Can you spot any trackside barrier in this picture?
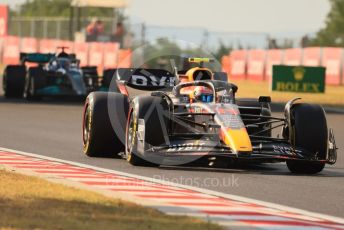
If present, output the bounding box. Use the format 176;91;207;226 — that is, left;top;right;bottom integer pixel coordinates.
322;48;342;85
59;40;74;49
302;47;321;67
265;49;283;82
74;42;89;66
226;47;344;85
88;42;105;74
20;37;38;53
103;43;120;69
117;49;132;68
2;36;20;65
20;37;39;67
229;50;247;80
88;42;105;67
0;36;4;63
246;49;266;81
39;39;59;53
56;40;75;52
283;48;302;66
0;36;127;72
221;55;231;81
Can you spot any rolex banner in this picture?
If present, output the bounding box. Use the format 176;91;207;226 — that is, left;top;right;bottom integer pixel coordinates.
271;65;326;93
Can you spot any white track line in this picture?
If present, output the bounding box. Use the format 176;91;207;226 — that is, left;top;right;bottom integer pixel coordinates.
1;147;343;224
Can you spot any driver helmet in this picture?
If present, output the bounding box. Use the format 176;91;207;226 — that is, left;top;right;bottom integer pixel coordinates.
59;58;70;69
193;86;213;103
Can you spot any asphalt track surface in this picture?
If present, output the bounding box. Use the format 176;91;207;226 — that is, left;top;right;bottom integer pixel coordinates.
0;93;343;218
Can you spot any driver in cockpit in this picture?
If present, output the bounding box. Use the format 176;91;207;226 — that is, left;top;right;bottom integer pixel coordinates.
189;85;235;104
191;86;214;103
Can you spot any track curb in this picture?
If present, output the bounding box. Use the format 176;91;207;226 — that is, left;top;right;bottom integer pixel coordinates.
1;147;344;230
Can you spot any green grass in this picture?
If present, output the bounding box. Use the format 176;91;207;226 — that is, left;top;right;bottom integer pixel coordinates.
0;169;222;230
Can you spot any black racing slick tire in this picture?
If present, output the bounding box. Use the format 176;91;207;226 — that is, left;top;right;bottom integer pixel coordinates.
83;92;129;157
125;96;169;167
286;103;327;174
3;65;26;98
24;67;45;100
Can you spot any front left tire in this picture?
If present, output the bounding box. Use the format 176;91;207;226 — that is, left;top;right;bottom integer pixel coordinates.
83;92;129;157
125;96;169;167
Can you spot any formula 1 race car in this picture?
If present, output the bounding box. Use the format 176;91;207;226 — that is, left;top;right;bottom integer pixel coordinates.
2;47;99;99
82;58;337;174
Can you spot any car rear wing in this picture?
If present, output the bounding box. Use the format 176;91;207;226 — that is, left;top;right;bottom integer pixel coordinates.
103;68;176;90
20;52;55;64
117;68;176;87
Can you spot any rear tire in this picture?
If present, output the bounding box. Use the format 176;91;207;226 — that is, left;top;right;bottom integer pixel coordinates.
24;67;45;100
3;65;26;98
286;103;327;174
83;92;129;157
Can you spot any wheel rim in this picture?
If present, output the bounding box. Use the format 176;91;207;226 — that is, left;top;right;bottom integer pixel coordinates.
29;77;35;95
126;110;135;159
24;77;33;98
23;77;28;98
83;103;91;145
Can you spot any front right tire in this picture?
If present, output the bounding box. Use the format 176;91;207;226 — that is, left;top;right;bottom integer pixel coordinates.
286;103;327;174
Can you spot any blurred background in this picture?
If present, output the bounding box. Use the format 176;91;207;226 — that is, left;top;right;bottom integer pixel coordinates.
0;0;336;55
0;0;344;104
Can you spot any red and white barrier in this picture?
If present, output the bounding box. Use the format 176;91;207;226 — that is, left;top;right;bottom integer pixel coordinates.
20;37;38;53
104;43;120;69
283;48;302;66
117;49;132;68
265;49;283;81
221;55;230;81
39;39;60;53
321;48;342;85
3;35;344;85
246;49;266;81
88;42;106;74
0;36;126;71
56;40;74;52
228;50;247;80
226;47;344;85
0;36;4;63
74;42;89;66
88;42;104;67
2;36;20;65
302;47;321;67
